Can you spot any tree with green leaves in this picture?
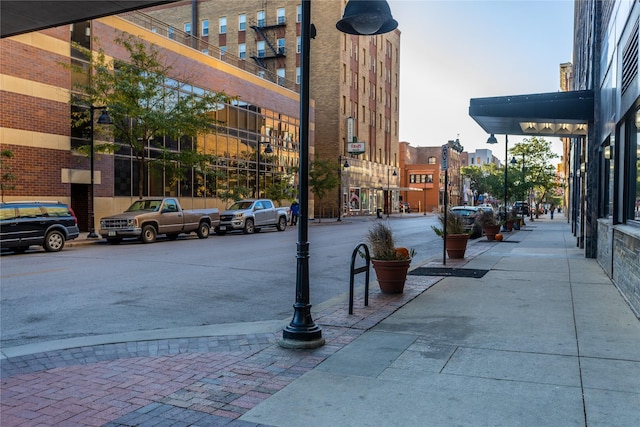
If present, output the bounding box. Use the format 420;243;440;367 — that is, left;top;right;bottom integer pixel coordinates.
1;149;16;202
510;137;560;215
309;158;340;222
66;33;229;198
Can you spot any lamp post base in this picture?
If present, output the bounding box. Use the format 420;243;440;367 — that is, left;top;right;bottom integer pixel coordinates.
87;229;100;239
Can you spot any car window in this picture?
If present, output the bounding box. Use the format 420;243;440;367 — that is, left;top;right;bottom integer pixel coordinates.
18;206;42;218
262;200;273;209
163;199;178;212
44;205;70;217
0;206;16;220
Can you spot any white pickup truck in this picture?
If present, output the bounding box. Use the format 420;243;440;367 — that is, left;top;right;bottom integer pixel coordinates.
99;198;219;244
214;199;288;235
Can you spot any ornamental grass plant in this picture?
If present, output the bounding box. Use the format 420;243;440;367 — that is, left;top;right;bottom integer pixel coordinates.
366;222;414;261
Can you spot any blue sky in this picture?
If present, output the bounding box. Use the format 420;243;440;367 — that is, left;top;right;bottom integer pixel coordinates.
389;0;574;158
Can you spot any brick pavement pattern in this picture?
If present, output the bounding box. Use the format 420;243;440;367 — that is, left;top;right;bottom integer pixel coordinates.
1;242;488;426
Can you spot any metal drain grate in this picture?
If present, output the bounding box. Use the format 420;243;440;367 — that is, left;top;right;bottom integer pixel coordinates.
409;267;489;278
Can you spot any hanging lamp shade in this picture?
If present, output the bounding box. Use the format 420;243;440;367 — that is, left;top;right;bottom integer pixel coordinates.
336;0;398;35
97;109;113;125
486;133;498;144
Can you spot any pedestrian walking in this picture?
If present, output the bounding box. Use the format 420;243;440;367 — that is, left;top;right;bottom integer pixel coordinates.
290;200;299;225
550;205;555;220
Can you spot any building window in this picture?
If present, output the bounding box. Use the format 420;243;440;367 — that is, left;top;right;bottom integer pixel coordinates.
277;8;286;24
296;5;301;22
184;22;191;35
277;38;285;54
220;46;227;56
257;41;265;57
629;108;640;221
258;70;266;79
277;68;285;86
202;19;209;36
239;14;246;31
238;43;246;59
296;67;301;84
219;17;227;34
257;10;265;27
168;26;175;39
297;36;301;53
428;156;437;164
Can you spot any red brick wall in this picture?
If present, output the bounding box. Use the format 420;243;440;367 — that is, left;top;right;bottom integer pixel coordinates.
1;144;72;197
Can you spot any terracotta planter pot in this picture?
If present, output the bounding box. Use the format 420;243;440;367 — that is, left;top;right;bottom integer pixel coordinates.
445;234;469;259
483;225;501;241
371;258;411;294
505;220;515;231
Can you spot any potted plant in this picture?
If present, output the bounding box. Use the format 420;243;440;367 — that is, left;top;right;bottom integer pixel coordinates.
366;222;415;294
505;210;518;231
475;209;500;241
431;211;471;258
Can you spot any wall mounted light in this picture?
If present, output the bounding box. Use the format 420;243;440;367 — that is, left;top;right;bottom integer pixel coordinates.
580;163;586;173
603;146;611;160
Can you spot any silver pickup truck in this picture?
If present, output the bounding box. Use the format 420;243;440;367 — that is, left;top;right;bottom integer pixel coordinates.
214;199;288;235
99;198;219;244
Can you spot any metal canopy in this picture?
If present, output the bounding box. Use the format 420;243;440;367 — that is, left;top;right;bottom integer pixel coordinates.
469;90;594;137
1;1;177;38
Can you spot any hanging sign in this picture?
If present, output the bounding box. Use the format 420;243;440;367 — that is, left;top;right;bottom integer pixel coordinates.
441;144;449;170
347;141;366;154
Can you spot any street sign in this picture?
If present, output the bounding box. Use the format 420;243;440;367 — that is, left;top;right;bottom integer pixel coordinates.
441;144;449;170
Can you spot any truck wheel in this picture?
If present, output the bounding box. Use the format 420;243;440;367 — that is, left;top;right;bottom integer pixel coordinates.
276;216;287;231
107;238;122;245
44;230;65;252
141;224;157;243
197;222;210;239
243;219;254;234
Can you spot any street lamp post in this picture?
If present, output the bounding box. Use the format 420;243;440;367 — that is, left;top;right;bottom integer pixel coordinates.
280;0;397;348
337;156;350;221
87;106;112;238
387;168;397;218
256;141;273;198
487;133;509;229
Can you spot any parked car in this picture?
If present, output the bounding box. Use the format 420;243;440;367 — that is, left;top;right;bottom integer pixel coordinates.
0;201;80;253
513;201;530;215
215;199;288;235
450;206;482;238
99;198;219;244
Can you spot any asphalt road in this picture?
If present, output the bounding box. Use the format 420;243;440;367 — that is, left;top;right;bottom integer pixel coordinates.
0;215;443;348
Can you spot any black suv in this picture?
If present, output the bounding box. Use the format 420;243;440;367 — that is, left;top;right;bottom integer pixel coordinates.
0;202;80;253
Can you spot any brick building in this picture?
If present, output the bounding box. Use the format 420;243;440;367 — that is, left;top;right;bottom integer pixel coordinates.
0;12;304;230
142;0;401;217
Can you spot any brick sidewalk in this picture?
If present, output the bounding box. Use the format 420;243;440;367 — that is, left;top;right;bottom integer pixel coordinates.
1;240;491;426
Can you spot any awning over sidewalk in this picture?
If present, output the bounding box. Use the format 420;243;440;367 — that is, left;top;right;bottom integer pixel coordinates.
469;90;594;137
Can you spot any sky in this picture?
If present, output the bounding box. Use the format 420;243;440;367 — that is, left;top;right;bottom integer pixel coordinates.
388;0;574;160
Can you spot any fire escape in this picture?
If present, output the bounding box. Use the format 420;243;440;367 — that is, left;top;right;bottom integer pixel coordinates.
250;16;286;84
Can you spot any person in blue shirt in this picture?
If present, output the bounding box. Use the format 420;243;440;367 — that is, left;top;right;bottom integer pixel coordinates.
290;200;299;225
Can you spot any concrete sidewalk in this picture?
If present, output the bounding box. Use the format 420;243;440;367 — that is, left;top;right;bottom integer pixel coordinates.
2;218;639;426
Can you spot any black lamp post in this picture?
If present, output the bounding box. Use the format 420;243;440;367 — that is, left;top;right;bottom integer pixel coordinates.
511;153;526;226
387;168;397;218
487;133;509;228
87;106;112;238
256;141;273;198
337;156;350;221
280;0;397;348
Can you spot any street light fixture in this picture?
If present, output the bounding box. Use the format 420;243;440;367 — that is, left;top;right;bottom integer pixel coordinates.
337;156;350;221
280;0;396;348
487;133;509;228
87;106;112;238
256;141;273;197
387;168;397;218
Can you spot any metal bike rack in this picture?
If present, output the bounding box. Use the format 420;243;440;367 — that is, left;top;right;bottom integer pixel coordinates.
348;243;370;315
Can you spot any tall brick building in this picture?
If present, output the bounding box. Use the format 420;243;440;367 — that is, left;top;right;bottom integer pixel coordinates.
143;0;401;217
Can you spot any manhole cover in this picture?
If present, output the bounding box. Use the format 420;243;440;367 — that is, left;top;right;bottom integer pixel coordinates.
409;267;489;278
